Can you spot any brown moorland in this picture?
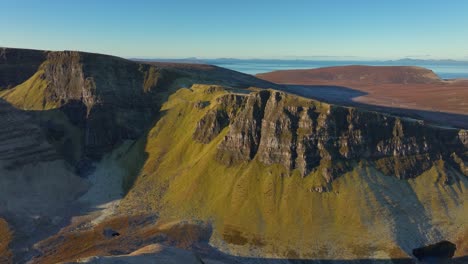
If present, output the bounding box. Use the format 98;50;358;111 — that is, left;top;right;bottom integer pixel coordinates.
257;65;468;128
31;215;212;264
0;218;13;263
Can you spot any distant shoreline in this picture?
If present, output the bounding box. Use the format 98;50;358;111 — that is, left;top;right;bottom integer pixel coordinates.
134;58;468;79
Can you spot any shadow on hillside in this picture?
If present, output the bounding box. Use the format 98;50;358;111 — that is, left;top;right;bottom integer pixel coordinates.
279;84;468;129
215;256;468;264
0;93;168;262
0;58;283;261
198;236;467;264
359;172;442;257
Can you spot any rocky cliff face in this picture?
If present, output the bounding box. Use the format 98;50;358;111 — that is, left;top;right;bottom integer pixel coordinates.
1;48;467;262
0;50;159;162
0;99;61;169
0;48;279;163
0;48;47;90
123;85;467;260
194;90;467;182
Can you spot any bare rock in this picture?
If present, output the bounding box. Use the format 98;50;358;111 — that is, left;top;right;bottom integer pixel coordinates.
413;240;456;263
194;90;467;181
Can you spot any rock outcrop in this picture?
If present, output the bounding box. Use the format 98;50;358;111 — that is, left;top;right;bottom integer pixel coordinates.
194;90;467;180
1;48;279;161
1;48;467;262
412;241;457;263
0;99;59;169
0;48;47;90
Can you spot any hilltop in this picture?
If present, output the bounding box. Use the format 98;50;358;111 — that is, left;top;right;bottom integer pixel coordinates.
0;48;466;263
257;65;468;128
257;65;442;85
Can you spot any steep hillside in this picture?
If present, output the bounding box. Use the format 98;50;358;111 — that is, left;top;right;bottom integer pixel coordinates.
0;48;282;263
117;85;467;259
0;48;466;263
0;48;47;90
0;99;87;215
0;48;278;161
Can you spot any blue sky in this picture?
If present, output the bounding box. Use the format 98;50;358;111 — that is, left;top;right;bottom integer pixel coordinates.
1;0;467;59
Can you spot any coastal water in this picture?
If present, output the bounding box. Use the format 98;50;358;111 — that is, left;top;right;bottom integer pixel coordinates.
204;59;468;79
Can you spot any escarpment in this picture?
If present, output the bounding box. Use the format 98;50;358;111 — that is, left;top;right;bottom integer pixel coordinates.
1;48;467;262
0;99;59;169
194;90;467;180
0;48;278;163
1;50;164;161
0;48;47;90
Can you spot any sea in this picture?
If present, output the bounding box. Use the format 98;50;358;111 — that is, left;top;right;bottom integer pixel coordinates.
201;59;468;79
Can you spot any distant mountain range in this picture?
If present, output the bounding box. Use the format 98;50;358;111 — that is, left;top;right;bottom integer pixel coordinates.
1;48;467;263
133;57;468;65
133;57;468;79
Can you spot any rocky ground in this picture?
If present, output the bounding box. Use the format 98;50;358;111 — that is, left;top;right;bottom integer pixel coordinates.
0;48;466;263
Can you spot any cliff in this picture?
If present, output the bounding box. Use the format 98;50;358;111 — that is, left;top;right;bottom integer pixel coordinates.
0;48;47;90
0;48;466;262
194;90;467;182
0;48;278;161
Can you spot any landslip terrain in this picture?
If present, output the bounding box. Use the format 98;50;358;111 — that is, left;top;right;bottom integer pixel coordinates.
0;48;466;263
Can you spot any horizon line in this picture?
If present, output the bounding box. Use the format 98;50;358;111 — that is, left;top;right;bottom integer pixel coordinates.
2;46;468;62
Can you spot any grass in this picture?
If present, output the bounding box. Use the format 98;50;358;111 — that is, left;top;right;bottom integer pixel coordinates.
33;215;211;264
3;69;466;260
118;85;468;258
0;218;12;263
0;69;59;110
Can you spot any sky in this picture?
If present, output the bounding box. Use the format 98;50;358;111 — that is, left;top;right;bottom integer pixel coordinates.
1;0;468;60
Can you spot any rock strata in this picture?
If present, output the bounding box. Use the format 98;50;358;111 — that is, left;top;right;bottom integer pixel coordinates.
194;90;467;180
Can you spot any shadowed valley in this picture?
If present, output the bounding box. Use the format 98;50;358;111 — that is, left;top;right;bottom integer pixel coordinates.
0;48;466;263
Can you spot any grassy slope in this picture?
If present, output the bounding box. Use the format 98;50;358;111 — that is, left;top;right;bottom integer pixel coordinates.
0;68;57;110
120;85;467;259
0;218;13;263
1;57;465;259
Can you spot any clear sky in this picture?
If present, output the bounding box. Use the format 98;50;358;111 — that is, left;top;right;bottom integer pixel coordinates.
1;0;467;59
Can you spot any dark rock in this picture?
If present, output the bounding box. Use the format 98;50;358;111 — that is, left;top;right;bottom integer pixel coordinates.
149;234;168;244
195;90;467;181
2;48;280;163
0;48;46;90
59;100;87;128
103;228;120;238
310;186;329;193
194;100;209;109
43;120;65;141
216;90;271;165
413;240;456;263
0;100;60;169
75;158;95;178
193;109;229;143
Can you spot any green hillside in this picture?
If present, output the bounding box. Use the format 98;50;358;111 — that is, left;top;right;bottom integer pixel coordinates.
0;48;466;263
118;85;467;259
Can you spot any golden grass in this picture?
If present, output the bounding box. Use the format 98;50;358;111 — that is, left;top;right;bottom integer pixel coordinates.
117;85;467;258
32;215;210;264
5;75;464;259
0;218;13;264
0;69;58;110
